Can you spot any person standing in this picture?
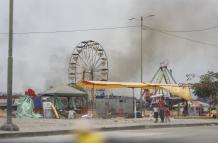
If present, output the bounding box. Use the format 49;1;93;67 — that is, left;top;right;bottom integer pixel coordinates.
158;96;165;123
153;103;159;123
164;106;171;123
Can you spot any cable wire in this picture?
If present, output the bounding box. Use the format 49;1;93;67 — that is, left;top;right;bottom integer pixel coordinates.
0;25;140;35
1;24;218;48
145;25;218;33
143;25;218;47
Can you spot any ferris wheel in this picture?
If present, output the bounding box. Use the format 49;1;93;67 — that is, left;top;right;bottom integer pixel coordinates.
68;40;109;84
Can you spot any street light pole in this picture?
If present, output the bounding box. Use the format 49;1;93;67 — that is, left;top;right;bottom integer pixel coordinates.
140;15;154;83
0;0;19;131
129;14;154;83
129;14;154;117
140;16;143;84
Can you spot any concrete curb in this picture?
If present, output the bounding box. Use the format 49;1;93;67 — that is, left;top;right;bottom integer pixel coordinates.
0;122;218;139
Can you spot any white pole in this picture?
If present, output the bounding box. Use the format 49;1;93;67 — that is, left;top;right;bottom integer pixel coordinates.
132;88;137;119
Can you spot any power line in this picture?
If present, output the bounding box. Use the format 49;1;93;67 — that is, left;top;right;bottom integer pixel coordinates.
1;24;218;48
145;25;218;33
143;25;218;48
1;23;218;34
0;25;139;35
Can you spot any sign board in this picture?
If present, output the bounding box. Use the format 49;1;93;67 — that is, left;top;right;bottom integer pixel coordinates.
42;102;52;118
43;102;52;109
96;89;106;98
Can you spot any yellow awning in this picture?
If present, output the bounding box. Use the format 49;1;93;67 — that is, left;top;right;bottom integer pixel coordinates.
76;81;146;89
160;85;192;101
76;81;192;101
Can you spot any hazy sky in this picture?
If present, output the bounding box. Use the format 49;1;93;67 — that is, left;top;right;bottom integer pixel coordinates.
1;0;218;94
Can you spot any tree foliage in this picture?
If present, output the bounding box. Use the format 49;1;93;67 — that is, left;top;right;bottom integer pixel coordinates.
193;71;218;105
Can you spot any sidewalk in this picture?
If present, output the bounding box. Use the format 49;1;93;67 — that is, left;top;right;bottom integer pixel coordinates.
0;117;218;138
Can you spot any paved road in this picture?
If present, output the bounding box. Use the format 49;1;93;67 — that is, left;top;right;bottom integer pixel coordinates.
1;126;218;143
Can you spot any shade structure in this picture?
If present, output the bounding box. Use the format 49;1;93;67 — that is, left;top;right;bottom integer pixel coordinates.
76;81;192;101
159;85;192;101
41;85;87;97
191;100;209;107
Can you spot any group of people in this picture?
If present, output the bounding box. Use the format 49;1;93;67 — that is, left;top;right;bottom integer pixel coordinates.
153;96;171;123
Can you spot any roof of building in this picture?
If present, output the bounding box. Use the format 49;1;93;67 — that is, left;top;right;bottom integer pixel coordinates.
41;85;87;97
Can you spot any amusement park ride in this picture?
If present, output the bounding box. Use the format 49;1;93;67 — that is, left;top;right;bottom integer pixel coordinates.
68;40;191;117
68;40;109;114
68;40;109;83
148;61;185;108
149;60;177;97
151;61;177;85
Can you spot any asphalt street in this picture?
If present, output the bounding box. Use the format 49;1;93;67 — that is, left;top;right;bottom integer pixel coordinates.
1;126;218;143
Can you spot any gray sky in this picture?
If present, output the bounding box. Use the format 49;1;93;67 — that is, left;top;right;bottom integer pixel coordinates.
0;0;218;94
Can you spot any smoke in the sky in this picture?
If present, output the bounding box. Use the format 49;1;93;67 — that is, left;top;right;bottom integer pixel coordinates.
0;0;218;94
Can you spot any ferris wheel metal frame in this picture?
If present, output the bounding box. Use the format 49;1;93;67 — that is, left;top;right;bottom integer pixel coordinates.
68;40;109;84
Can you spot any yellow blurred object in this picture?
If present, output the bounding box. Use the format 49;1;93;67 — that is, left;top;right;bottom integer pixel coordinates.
0;110;6;118
209;109;217;118
75;132;104;143
51;104;60;119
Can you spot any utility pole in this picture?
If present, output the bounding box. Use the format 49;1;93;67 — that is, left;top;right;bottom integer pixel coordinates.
1;0;19;131
139;16;144;117
140;16;143;84
129;15;155;117
129;14;154;83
